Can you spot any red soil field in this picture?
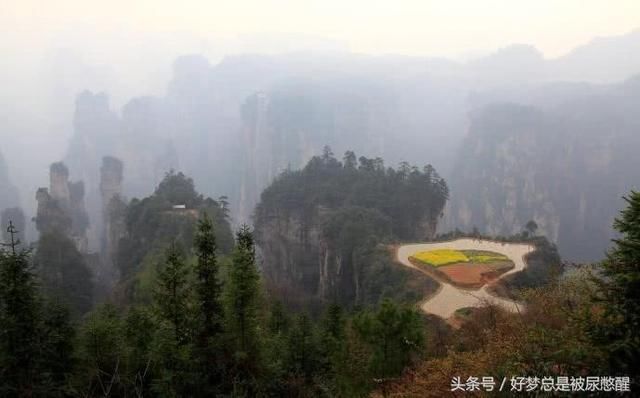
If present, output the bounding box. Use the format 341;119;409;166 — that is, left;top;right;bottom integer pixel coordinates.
438;261;513;288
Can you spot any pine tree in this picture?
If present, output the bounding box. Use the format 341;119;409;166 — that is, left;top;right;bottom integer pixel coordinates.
123;306;155;396
353;299;424;381
592;190;640;378
75;304;125;396
320;303;347;383
267;300;290;335
261;301;290;395
39;300;75;394
193;213;224;394
0;221;41;396
322;303;345;342
34;231;93;317
152;243;193;396
287;313;320;383
154;243;190;346
224;225;261;394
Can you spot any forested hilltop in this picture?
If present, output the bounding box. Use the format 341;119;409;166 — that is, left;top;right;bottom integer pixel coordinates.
255;148;448;307
112;171;234;303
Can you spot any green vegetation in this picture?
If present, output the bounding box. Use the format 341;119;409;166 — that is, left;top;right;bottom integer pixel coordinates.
34;231;93;316
463;250;510;263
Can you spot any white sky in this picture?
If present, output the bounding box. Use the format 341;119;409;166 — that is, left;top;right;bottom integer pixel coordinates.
2;0;639;58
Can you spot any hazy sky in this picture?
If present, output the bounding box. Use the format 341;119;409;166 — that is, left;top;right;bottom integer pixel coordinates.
1;0;639;230
3;0;639;58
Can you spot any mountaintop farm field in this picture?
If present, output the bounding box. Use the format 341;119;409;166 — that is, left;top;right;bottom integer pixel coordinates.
408;248;515;288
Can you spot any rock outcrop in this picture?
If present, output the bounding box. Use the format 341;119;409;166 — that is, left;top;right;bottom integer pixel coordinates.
99;156;126;290
34;162;89;252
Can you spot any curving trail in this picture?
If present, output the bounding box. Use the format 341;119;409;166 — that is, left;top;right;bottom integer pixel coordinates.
396;238;534;319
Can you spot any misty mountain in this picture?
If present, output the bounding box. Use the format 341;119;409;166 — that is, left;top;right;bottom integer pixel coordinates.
444;76;640;261
549;29;640;83
62;52;469;238
54;29;640;258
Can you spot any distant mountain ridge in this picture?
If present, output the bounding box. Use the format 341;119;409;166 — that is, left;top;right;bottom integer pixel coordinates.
444;76;640;261
59;29;640;258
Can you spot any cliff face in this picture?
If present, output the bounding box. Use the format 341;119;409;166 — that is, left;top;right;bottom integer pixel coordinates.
446;79;640;261
257;206;394;305
98;156;126;292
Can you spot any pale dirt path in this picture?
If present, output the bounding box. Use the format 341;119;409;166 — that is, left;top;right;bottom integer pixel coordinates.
396;239;534;319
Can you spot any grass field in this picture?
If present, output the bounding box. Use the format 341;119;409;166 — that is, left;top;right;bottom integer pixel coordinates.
410;249;510;267
464;250;510;263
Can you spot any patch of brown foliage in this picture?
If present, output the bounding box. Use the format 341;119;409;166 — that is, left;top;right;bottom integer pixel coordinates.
373;273;606;397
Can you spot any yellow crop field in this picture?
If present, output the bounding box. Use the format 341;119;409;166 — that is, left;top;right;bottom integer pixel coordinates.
410;249;511;267
411;249;469;267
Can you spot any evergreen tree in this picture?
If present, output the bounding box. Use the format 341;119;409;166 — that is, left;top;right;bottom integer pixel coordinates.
321;303;346;355
343;150;357;170
193;213;224;394
591;190;640;379
154;243;191;346
267;300;290;335
286;313;320;384
75;304;125;397
261;301;290;395
123;306;155;396
152;243;193;396
0;221;41;396
34;231;93;316
354;299;424;381
525;220;539;236
39;301;75;394
225;225;261;394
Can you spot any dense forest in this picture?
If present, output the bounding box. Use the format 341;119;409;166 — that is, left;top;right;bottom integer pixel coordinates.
1;151;639;395
255;148;447;307
0;169;429;396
